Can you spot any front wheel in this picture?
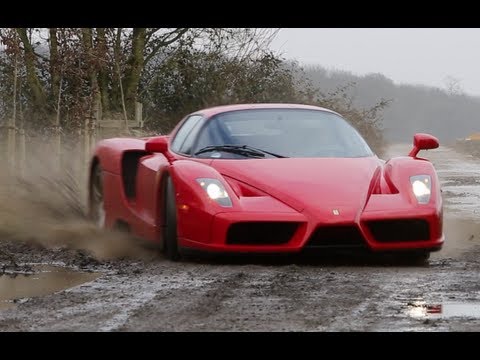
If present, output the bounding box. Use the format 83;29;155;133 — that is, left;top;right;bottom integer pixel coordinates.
163;176;180;261
411;251;430;265
396;251;430;266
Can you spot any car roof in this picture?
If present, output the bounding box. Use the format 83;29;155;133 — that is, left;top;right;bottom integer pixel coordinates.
192;103;341;118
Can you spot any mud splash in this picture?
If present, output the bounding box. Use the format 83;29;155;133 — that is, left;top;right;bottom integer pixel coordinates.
0;265;100;310
437;217;480;258
0;138;157;262
0;187;156;262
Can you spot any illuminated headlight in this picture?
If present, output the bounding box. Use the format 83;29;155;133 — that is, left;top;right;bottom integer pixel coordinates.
410;175;432;204
196;178;232;207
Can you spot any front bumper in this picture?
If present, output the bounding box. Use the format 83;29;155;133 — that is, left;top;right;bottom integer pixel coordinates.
178;205;444;253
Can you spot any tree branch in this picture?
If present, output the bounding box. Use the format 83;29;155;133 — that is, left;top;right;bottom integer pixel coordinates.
144;28;189;66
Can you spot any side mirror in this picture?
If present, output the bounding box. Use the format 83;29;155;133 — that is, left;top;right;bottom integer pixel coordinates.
145;136;168;153
408;133;439;158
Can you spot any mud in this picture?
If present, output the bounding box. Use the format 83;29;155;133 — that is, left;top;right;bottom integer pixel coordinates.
1;143;480;331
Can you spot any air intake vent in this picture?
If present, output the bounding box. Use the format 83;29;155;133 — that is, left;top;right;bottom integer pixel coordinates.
226;222;298;245
305;226;367;248
367;219;430;242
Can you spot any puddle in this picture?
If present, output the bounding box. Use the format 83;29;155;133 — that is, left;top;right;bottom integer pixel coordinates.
0;265;100;310
407;301;480;319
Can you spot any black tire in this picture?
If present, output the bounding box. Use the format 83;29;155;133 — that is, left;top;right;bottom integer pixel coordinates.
397;251;430;266
89;164;106;228
412;251;431;265
163;176;180;261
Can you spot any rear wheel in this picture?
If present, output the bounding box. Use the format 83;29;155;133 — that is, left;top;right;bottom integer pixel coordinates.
163;176;180;261
90;164;106;228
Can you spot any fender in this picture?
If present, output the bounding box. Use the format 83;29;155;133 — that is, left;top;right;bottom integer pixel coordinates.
166;160;231;245
384;156;441;205
169;160;233;216
92;138;147;174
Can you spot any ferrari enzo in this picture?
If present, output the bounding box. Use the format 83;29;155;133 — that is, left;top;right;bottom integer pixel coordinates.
88;104;443;262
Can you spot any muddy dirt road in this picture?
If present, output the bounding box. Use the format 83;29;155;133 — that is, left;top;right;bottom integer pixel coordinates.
1;144;480;332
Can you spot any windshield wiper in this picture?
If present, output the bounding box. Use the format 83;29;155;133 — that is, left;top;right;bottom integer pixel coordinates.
194;145;287;158
243;145;287;158
194;145;264;158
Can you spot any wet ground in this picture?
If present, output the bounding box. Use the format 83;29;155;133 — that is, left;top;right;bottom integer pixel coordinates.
1;144;480;331
0;265;99;311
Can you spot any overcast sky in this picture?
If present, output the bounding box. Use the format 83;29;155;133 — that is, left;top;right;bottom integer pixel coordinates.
269;28;480;97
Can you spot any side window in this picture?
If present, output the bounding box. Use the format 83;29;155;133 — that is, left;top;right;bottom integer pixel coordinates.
170;115;204;154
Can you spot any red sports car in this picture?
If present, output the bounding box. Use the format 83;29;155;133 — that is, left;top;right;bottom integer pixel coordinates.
88;104;443;262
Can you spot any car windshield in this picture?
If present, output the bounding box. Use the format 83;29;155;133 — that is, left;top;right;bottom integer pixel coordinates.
193;109;375;159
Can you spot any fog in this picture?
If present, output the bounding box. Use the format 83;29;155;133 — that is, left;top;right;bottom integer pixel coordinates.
270;28;480;97
270;29;480;142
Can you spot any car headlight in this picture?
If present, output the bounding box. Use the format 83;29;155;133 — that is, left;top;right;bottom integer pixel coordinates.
196;178;232;207
410;175;431;204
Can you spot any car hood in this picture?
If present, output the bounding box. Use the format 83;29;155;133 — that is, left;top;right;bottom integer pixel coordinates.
212;157;381;218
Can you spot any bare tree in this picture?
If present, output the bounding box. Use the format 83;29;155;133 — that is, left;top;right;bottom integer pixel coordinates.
444;75;464;96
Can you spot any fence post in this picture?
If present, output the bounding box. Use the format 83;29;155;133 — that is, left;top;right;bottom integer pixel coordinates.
53;125;62;175
6;122;16;176
135;101;143;128
8;51;18;177
84;116;90;177
18;127;26;178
